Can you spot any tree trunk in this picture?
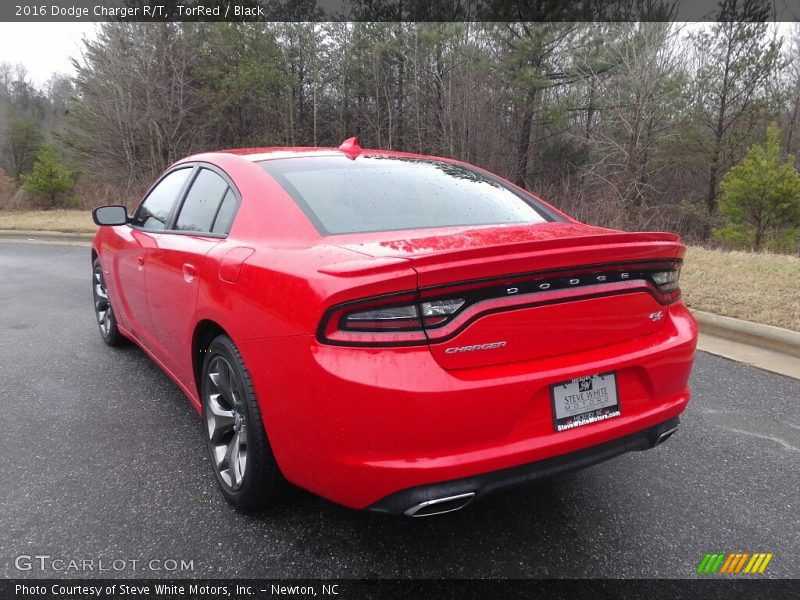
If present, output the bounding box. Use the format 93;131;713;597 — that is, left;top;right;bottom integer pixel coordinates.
706;132;722;218
705;23;733;235
514;88;537;189
624;93;642;218
434;42;446;155
395;22;406;150
787;90;800;157
585;76;596;142
754;224;764;250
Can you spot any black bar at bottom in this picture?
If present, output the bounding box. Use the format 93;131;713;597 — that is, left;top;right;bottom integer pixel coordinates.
2;579;797;600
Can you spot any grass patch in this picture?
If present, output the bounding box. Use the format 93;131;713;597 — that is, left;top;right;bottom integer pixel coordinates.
682;246;800;332
0;209;96;233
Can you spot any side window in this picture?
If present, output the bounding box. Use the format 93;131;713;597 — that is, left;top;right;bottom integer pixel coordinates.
132;168;192;230
175;168;230;233
211;189;238;234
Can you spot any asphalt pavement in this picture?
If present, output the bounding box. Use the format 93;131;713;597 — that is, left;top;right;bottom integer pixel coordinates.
1;241;797;579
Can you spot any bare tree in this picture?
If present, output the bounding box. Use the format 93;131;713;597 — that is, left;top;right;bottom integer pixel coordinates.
69;23;203;193
588;23;688;225
691;0;783;224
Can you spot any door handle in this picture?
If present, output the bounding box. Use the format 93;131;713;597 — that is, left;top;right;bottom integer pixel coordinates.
183;263;196;283
136;255;145;268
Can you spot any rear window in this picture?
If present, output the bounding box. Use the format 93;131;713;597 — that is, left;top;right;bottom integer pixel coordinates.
259;156;556;235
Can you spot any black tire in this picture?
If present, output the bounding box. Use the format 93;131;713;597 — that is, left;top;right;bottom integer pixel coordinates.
92;258;125;347
201;334;283;513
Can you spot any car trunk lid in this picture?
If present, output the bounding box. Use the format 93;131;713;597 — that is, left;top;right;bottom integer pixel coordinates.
334;222;684;370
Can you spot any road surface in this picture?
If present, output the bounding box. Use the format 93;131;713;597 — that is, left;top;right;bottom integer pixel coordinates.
1;241;797;579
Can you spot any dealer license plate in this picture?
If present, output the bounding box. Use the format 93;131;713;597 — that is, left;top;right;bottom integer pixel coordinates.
550;372;620;432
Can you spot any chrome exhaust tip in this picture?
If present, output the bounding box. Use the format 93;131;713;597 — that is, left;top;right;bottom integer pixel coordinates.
403;492;476;517
655;425;679;446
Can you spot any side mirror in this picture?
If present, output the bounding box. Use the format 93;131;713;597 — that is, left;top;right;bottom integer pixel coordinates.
92;205;128;226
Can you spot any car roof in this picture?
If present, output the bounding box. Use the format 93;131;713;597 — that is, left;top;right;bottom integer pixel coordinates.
219;148;345;161
181;146;445;164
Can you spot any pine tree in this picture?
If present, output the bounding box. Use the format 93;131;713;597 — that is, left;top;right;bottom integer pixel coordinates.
21;146;73;208
717;124;800;250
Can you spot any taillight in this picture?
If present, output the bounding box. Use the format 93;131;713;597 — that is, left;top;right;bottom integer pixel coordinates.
650;265;681;295
341;304;422;331
420;298;465;326
320;292;469;346
319;260;681;346
337;297;467;332
321;293;428;346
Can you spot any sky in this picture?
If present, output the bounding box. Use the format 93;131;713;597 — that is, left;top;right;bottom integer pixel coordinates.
0;22;99;86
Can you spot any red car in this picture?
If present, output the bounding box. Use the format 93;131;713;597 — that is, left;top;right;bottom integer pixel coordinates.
91;138;697;516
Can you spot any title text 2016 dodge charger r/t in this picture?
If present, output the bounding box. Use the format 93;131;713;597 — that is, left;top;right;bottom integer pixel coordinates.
91;138;697;516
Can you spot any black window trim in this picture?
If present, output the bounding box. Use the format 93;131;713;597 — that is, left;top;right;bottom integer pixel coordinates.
130;162;242;238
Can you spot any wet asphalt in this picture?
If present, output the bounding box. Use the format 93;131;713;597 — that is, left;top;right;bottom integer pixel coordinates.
0;241;797;579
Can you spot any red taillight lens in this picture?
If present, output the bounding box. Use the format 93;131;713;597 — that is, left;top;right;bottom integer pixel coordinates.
320;294;467;346
341;304;422;331
320;293;428;346
338;298;467;332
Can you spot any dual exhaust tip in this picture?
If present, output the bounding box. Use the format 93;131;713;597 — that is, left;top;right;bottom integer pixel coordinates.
403;492;476;517
654;425;679;447
402;424;679;517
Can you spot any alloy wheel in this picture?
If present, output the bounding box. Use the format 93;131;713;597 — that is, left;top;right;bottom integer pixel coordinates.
204;355;249;491
93;266;112;337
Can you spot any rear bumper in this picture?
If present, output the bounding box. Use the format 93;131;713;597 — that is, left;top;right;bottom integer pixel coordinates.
241;302;697;510
369;417;680;516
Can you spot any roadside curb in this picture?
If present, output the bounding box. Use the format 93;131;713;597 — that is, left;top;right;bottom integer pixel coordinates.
0;229;94;242
693;310;800;359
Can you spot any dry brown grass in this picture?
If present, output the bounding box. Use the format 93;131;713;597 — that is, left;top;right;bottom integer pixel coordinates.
682;246;800;332
0;210;97;233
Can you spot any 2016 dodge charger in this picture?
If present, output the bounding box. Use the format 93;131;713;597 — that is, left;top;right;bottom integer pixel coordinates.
91;138;697;516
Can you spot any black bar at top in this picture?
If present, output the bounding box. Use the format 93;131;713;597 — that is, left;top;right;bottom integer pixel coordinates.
3;0;800;22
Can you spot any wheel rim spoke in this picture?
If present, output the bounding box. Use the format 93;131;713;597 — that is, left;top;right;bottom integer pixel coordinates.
237;427;247;485
206;393;235;442
218;431;248;489
210;361;233;400
225;431;240;485
212;443;227;469
94;273;108;299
